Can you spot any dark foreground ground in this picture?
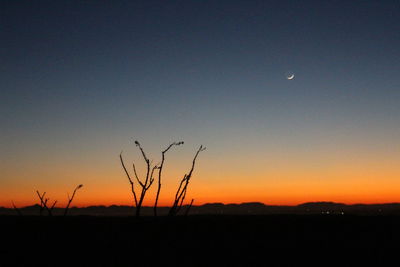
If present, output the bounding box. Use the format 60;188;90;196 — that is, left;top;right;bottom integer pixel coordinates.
1;215;399;266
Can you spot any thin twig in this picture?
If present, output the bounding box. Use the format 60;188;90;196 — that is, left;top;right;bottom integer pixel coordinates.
184;199;194;216
169;145;205;216
11;201;22;216
132;162;144;187
120;152;138;206
64;184;83;216
154;141;184;216
36;191;53;216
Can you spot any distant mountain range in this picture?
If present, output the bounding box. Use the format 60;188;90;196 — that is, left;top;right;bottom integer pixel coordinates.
2;202;400;216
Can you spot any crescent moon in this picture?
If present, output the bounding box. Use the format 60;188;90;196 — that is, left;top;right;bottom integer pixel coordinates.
287;74;295;80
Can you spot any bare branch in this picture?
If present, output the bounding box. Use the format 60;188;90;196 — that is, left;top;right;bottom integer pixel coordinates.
64;184;83;216
120;152;138;206
154;141;184;216
50;200;57;210
135;140;149;164
175;175;187;201
132;162;144;187
177;185;188;214
169;145;205;216
135;140;151;188
146;165;159;190
36;191;46;206
121;140;158;217
36;191;57;216
11;201;22;216
44;198;56;216
36;191;48;216
184;199;194;216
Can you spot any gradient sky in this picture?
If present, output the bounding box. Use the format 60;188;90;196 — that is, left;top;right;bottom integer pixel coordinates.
1;0;400;207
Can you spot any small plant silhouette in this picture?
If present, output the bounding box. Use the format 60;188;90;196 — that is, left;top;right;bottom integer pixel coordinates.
36;190;57;216
168;145;205;216
64;184;84;216
11;201;22;216
34;184;83;216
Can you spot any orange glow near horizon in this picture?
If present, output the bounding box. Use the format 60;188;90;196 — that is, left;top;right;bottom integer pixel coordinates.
2;134;400;209
3;168;400;208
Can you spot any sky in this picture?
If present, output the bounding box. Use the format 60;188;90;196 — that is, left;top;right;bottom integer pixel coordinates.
1;0;400;208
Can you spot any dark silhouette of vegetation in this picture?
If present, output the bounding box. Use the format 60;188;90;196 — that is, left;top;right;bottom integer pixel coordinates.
154;141;184;216
11;201;22;216
120;141;160;217
184;198;195;216
120;140;205;217
36;191;46;216
64;184;83;216
36;190;57;216
169;145;206;216
34;185;83;216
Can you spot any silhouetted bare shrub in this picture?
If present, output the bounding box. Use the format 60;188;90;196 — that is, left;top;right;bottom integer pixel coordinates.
120;141;161;217
64;184;83;216
34;184;83;216
120;140;204;217
36;190;57;216
168;145;206;216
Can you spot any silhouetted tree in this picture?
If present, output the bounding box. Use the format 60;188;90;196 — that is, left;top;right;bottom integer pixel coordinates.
64;184;83;216
169;145;206;216
154;141;184;216
120;141;159;217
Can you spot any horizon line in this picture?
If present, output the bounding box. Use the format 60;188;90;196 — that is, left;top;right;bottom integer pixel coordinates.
5;201;400;209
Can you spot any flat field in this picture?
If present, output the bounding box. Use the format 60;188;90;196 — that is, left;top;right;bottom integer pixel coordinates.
1;215;398;266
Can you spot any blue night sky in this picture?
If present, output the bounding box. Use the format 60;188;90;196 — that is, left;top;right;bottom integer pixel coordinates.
1;1;400;206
